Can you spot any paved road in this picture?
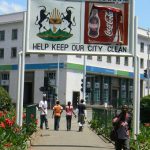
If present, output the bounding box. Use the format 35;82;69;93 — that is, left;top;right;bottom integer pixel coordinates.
28;110;114;150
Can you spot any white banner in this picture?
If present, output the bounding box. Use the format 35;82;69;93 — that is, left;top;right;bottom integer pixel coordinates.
26;0;130;55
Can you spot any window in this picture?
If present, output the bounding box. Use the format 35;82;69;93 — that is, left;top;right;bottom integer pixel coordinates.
0;30;5;41
107;56;111;63
76;55;82;58
53;54;58;57
46;72;56;80
87;55;92;60
140;59;144;68
38;54;45;57
124;57;128;66
116;56;120;64
25;53;30;57
0;48;4;58
1;73;9;80
97;56;102;61
11;47;17;58
140;42;144;52
12;29;18;40
132;57;134;66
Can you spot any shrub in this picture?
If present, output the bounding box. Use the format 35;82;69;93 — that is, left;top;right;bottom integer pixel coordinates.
0;86;12;111
141;95;150;108
0;109;38;150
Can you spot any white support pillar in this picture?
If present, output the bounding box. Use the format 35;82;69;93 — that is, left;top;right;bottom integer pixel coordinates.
129;0;135;55
56;55;60;99
19;12;26;126
16;51;22;125
137;56;140;134
147;29;150;95
133;16;137;140
83;56;86;102
81;1;86;102
16;11;26;126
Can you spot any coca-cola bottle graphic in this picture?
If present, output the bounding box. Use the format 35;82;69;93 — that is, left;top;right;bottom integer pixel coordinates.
88;9;100;38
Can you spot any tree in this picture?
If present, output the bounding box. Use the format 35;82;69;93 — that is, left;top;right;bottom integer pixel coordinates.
0;86;12;111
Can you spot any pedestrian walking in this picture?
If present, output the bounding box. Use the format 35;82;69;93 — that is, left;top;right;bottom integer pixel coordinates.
52;100;63;131
39;93;49;129
112;105;132;150
65;101;76;131
77;99;87;132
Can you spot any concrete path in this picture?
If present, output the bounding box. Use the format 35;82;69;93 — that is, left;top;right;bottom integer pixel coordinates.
28;110;114;150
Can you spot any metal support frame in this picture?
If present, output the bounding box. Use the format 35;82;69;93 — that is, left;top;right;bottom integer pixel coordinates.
16;12;26;126
56;55;60;99
133;16;140;140
16;1;140;136
147;29;150;95
83;55;86;103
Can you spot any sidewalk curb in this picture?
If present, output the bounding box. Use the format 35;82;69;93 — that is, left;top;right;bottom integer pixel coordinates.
27;127;42;148
87;121;114;144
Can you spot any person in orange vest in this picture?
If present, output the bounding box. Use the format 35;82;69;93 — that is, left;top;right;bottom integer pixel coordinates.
52;100;63;131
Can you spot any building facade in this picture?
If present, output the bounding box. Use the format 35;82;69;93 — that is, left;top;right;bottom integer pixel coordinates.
0;12;149;108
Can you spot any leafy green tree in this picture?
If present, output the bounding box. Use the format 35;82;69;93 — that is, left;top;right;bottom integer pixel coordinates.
141;95;150;108
0;86;12;111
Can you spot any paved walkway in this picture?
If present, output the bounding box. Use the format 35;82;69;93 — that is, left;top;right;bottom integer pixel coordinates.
28;110;114;150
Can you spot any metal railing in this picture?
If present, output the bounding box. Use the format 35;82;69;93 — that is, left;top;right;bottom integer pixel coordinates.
92;107;117;138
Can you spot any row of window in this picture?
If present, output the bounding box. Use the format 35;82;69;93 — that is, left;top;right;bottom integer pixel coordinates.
0;29;18;41
0;47;145;68
0;47;17;58
76;55;144;68
0;48;50;58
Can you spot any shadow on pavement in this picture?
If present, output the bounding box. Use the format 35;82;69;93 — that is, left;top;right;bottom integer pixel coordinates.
31;144;114;149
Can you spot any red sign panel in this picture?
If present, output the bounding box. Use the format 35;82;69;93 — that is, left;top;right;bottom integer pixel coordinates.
84;2;128;45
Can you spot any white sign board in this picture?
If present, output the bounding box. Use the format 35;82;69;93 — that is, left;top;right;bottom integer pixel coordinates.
27;0;131;55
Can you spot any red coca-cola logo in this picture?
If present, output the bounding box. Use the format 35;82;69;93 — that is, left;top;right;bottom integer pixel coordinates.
104;11;113;37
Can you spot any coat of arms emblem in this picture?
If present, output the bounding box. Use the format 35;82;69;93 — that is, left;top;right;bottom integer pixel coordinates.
35;6;76;41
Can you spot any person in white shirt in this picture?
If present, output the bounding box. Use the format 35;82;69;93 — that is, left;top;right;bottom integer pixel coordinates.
39;94;49;129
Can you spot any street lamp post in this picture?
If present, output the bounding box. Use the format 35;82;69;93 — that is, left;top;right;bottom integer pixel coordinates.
83;55;86;103
57;55;60;99
147;29;150;95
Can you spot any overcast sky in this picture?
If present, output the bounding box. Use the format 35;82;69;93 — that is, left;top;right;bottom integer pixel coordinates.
0;0;149;29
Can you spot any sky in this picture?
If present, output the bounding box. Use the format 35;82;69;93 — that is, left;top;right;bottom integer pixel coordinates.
0;0;149;30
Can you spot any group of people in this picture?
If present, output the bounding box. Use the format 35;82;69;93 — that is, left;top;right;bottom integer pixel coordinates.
39;93;132;150
38;94;87;132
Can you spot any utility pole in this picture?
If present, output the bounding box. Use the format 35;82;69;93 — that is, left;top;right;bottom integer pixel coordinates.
83;55;86;103
147;28;150;95
56;55;60;99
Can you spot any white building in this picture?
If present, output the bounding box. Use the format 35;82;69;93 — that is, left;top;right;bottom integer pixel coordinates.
0;12;149;108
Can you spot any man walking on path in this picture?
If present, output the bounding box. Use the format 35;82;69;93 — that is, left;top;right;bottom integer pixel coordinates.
52;100;63;131
77;99;87;132
39;93;49;130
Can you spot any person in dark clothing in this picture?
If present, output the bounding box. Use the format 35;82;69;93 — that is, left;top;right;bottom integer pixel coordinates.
77;99;87;132
112;105;132;150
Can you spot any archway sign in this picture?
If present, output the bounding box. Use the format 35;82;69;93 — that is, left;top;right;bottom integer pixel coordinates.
26;0;132;56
